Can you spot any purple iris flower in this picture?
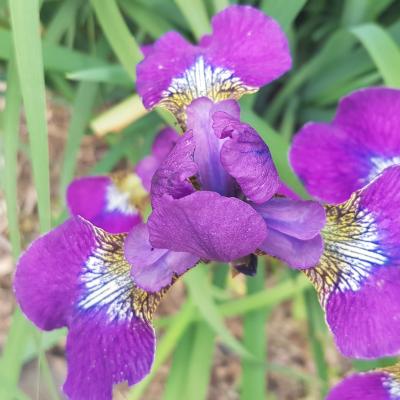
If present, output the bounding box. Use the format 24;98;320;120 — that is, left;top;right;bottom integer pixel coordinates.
66;127;178;233
290;87;400;204
127;97;326;292
327;365;400;400
136;5;292;125
287;87;400;359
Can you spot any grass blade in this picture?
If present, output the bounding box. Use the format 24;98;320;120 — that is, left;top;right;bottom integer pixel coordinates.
241;264;268;400
351;23;400;87
90;0;142;80
175;0;210;39
9;0;51;232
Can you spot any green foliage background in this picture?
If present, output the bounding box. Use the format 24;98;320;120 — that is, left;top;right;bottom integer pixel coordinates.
0;0;400;399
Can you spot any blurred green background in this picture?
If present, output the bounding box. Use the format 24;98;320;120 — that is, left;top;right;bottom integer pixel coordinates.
0;0;400;399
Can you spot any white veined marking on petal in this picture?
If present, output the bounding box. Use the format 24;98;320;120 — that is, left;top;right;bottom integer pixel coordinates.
165;56;247;100
367;156;400;183
78;255;132;321
383;375;400;399
105;183;137;215
332;212;387;293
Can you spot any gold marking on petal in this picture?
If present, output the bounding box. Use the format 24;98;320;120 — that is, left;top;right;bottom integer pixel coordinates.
158;56;257;128
78;224;170;323
305;191;387;307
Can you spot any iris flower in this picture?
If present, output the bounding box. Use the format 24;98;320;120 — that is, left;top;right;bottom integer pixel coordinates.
327;364;400;400
128;97;326;291
288;89;400;359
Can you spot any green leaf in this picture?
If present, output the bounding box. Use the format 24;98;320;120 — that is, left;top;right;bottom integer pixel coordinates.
351;23;400;87
241;265;268;400
90;0;142;81
185;267;253;360
175;0;210;39
9;0;51;232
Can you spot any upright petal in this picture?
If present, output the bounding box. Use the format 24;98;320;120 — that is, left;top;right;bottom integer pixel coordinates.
67;174;144;233
214;110;279;203
136;5;291;124
125;223;199;292
327;366;400;400
290;88;400;203
14;217;169;399
148;191;267;262
187;98;238;194
150;130;198;207
305;166;400;358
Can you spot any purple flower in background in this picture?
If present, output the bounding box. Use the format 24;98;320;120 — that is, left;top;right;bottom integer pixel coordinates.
67;127;178;233
127;97;325;292
137;5;291;124
327;365;400;400
14;216;174;400
305;165;400;358
290;87;400;204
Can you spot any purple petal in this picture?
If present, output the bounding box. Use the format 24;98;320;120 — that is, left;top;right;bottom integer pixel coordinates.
136;6;291;122
148;191;267;262
67;175;142;233
290;88;400;203
205;5;291;87
125;223;199;292
14;217;168;397
305;166;400;358
290;123;370;204
64;312;155;400
259;230;324;269
151;127;179;160
135;127;179;191
214;110;279;203
187;98;238;194
150;130;198;207
252;197;326;240
327;371;395;400
277;181;300;200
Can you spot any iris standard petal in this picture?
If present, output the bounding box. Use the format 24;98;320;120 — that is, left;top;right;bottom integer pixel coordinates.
125;223;199;292
136;5;291;124
150;130;198;207
214;110;279;203
186;98;238;194
305;165;400;358
148;191;267;262
14;217;169;399
67;174;143;234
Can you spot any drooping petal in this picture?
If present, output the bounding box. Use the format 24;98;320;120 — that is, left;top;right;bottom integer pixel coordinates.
186;98;238;194
125;223;199;292
67;174;144;233
135;127;179;191
150;130;198;207
290;88;400;203
327;366;400;400
305;166;400;358
290;123;373;204
214;110;279;203
148;191;267;262
14;217;169;399
136;5;291;124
